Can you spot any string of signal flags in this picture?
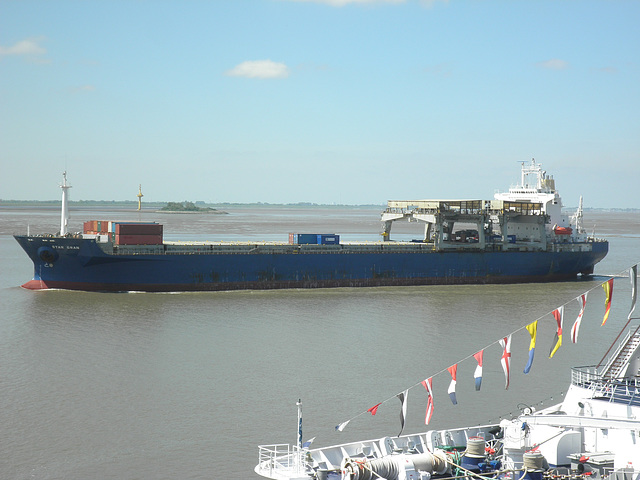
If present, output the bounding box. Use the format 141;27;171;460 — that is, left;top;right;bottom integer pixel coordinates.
334;264;638;437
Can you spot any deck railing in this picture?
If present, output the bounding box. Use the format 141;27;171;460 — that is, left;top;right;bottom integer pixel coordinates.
571;366;640;407
257;444;306;478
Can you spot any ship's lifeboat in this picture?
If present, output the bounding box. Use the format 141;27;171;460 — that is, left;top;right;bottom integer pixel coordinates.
553;225;573;235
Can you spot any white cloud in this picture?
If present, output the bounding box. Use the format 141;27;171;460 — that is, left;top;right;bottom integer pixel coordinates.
71;85;96;93
0;38;46;57
536;59;569;70
225;60;290;79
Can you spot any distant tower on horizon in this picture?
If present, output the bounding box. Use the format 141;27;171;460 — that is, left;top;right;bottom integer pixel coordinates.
137;184;143;211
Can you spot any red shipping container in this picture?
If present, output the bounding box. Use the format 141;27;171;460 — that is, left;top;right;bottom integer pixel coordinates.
115;234;163;245
115;223;163;235
85;220;105;234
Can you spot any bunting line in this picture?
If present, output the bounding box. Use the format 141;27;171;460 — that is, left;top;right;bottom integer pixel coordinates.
334;264;638;433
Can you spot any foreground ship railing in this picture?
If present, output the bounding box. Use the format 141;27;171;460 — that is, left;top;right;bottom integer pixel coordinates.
257;444;308;478
571;367;640;407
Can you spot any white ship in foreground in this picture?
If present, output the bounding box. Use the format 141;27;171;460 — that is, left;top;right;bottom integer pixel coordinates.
256;269;640;480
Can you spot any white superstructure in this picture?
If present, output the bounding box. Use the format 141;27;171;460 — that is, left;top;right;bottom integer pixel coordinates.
494;159;584;239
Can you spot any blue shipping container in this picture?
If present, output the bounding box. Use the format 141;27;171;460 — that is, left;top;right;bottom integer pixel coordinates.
294;234;318;245
317;234;339;245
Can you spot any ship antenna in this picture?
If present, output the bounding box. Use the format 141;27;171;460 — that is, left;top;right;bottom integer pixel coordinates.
60;171;72;236
571;196;584;233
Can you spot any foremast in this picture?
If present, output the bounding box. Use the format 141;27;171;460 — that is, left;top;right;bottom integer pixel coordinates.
59;171;72;236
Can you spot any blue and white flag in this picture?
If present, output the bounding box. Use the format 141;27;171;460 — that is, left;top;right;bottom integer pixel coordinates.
447;364;458;405
473;351;483;391
335;420;350;432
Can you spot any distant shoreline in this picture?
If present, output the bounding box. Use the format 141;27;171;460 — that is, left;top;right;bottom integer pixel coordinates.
0;200;638;211
0;200;386;208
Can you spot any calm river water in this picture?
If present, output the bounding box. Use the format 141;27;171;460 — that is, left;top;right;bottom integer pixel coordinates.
0;205;638;479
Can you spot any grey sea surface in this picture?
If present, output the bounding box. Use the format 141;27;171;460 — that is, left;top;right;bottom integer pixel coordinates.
0;205;638;479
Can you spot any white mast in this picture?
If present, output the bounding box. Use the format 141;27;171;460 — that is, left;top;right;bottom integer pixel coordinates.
60;171;71;236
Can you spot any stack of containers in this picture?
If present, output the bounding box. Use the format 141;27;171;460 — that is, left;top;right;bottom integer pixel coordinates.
83;221;110;235
113;222;163;245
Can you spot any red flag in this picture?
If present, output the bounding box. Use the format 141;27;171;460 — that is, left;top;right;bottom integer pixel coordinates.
549;306;564;358
500;335;512;390
421;377;434;425
367;403;382;416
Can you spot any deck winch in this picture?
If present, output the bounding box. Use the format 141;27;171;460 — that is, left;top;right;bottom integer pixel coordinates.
341;451;448;480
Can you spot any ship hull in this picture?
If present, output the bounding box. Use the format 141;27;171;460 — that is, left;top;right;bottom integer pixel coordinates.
14;236;609;292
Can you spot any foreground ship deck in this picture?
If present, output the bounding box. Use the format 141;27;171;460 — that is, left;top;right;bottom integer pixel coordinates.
255;269;640;480
14;160;608;292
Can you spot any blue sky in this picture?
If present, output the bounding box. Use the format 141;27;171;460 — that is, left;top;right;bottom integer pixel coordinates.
1;0;638;207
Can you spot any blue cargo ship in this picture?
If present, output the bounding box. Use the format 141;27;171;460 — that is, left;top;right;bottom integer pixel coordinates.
14;161;608;292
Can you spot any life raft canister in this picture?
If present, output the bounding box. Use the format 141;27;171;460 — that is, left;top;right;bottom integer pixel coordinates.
553;226;573;235
37;246;59;263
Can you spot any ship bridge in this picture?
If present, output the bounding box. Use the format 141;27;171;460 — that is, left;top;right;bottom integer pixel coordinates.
381;199;547;251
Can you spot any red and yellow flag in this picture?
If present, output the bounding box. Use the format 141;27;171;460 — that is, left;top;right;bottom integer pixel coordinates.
602;278;614;326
